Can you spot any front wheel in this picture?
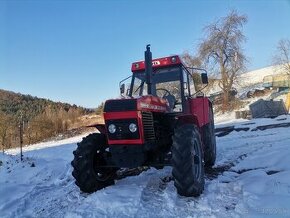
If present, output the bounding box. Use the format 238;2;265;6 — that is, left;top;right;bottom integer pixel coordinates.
172;124;205;197
71;133;117;193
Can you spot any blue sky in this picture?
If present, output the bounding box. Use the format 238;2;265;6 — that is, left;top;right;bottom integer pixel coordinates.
1;0;290;108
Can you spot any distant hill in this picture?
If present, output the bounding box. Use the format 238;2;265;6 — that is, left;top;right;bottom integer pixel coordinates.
0;89;92;120
0;89;95;150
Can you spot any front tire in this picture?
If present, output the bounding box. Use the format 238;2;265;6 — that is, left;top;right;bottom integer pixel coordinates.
172;124;205;197
71;133;117;193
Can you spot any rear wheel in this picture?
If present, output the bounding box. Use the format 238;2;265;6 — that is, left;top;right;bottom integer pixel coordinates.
172;124;205;197
71;133;117;193
203;105;216;167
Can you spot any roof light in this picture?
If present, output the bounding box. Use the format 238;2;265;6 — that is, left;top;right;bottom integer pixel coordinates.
131;56;182;72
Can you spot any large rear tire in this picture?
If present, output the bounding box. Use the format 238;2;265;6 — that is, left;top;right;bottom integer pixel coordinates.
172;124;205;197
203;105;216;167
71;133;117;193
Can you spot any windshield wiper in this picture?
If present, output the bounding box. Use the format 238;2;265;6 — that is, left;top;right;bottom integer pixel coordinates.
134;81;145;95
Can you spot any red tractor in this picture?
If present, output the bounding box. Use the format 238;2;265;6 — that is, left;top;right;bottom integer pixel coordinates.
71;45;216;197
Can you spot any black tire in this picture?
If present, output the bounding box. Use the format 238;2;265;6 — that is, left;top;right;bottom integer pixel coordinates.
203;105;216;167
172;124;205;197
71;133;117;193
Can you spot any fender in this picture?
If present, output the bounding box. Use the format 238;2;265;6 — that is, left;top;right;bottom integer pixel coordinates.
176;97;211;128
176;114;199;127
86;123;106;135
188;97;210;127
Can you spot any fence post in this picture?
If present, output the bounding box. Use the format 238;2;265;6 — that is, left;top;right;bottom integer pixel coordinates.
19;113;23;161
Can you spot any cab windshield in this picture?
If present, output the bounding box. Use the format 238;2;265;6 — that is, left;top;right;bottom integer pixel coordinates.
129;67;183;112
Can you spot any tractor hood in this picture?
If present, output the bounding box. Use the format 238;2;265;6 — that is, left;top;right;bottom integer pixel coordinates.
103;96;169;113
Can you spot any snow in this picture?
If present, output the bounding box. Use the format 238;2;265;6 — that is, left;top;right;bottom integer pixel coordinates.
208;64;285;96
239;65;284;86
214;111;239;125
1;116;290;217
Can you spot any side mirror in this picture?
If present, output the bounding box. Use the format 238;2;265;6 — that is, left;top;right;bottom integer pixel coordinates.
201;73;208;84
126;88;130;96
120;83;125;95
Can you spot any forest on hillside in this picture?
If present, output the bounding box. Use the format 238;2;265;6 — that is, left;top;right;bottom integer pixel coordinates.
0;89;94;151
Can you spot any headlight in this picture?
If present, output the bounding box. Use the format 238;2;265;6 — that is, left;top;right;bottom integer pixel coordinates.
108;124;116;134
129;123;137;133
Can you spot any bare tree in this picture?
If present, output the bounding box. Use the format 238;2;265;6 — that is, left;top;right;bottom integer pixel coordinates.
182;52;202;67
198;10;248;111
273;39;290;75
182;52;219;93
182;52;204;90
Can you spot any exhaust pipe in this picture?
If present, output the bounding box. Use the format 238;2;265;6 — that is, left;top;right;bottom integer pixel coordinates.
145;45;154;95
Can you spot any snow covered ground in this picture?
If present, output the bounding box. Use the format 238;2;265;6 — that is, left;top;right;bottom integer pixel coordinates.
1;115;290;218
239;64;284;86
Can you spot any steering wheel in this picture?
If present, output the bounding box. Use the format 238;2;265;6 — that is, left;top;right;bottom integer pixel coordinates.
156;88;171;98
156;88;176;110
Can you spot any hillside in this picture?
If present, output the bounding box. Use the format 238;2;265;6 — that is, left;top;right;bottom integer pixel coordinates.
0;89;92;120
0;89;95;150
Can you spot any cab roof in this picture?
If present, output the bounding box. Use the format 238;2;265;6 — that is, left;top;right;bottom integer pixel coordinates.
131;55;183;72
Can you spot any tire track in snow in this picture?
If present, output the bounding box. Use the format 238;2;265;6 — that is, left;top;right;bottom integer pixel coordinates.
133;169;201;218
9;163;84;218
132;128;288;217
134;172;172;218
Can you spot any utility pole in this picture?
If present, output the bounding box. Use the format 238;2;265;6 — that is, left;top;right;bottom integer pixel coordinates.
19;112;23;161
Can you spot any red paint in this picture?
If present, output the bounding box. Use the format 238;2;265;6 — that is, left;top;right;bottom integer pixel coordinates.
175;98;210;128
188;97;210;127
103;96;169;145
104;111;145;145
131;55;182;72
136;95;169;113
104;111;140;120
108;139;143;145
103;96;170;145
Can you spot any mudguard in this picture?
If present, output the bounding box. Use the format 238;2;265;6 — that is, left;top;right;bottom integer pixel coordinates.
86;124;106;135
177;97;211;128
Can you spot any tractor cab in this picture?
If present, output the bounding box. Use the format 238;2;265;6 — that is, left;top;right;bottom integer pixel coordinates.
128;56;192;112
120;56;201;114
120;46;208;114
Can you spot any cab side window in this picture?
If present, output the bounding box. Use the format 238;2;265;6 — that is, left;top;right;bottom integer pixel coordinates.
188;73;196;97
182;69;190;97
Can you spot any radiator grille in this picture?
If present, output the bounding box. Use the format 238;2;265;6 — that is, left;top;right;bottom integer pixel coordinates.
142;112;155;142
